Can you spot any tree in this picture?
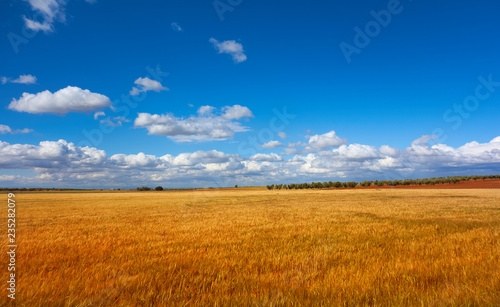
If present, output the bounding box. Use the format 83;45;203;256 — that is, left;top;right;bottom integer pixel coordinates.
347;181;358;188
155;186;164;191
360;181;372;187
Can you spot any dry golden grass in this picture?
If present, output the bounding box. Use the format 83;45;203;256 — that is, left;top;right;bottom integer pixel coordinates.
2;188;500;306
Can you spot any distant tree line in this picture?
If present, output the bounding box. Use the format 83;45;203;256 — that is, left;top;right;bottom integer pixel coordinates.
136;186;164;191
266;175;500;190
136;186;199;191
2;175;498;191
0;188;89;192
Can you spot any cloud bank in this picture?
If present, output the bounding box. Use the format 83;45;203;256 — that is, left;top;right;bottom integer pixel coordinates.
1;135;499;188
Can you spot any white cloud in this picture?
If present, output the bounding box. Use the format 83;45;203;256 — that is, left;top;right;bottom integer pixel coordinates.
134;105;254;142
278;132;287;139
288;141;306;148
281;131;348;155
333;144;380;160
0;124;33;134
379;145;399;157
99;116;130;127
250;153;283;162
23;16;53;32
0;136;499;188
129;77;168;96
8;86;111;115
0;126;13;134
94;111;106;120
308;130;348;149
22;0;66;33
209;38;247;63
21;0;92;33
110;152;161;168
1;74;37;85
171;22;182;32
222;105;254;120
197;105;215;116
0;139;107;170
259;140;284;149
171;150;234;166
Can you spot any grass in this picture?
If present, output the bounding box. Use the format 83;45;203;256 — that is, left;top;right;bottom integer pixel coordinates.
2;188;500;306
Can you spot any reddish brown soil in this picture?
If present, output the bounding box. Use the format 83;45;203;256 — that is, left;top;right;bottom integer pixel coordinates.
355;179;500;189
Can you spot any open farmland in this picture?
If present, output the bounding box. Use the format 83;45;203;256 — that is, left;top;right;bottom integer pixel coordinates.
3;188;500;306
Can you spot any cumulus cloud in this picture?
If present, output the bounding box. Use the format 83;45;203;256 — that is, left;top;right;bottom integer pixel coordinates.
134;105;254;142
209;38;247;63
278;132;287;139
379;145;399;157
288;141;306;148
110;152;162;168
259;141;284;149
294;136;500;178
333;144;381;160
0;124;33;134
222;105;254;120
308;130;348;149
1;136;499;188
129;77;168;96
250;153;283;162
0;139;107;170
282;131;348;155
171;150;234;166
8;86;111;115
171;22;182;32
2;74;37;85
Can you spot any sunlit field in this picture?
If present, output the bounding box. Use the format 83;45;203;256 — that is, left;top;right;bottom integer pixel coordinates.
3;188;500;306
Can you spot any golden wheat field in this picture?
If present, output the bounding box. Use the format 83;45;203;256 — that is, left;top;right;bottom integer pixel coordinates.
2;188;500;306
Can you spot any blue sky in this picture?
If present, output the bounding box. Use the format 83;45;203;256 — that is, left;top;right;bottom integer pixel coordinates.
1;0;500;188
